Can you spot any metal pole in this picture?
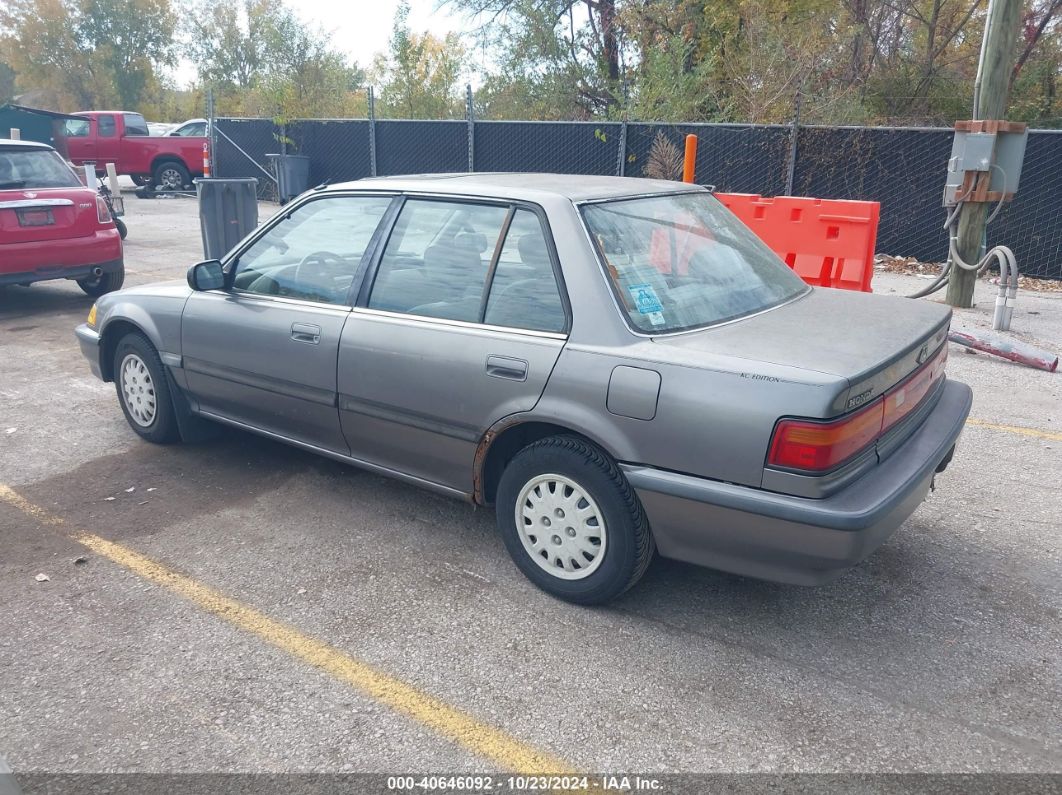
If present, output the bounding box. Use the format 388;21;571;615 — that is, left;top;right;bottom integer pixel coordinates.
466;83;475;172
206;87;216;177
368;86;377;177
785;90;802;196
947;0;1021;308
616;121;628;177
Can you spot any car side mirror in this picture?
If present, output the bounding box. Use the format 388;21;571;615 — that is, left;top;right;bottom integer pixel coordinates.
187;260;225;291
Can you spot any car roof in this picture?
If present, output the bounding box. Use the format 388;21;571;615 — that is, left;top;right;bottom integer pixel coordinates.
0;138;53;150
333;172;707;203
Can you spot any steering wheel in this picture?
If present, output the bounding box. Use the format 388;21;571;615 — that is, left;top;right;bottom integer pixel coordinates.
292;251;346;300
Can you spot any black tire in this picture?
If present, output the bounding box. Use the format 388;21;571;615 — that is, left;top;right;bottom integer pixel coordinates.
152;160;191;191
496;436;655;605
131;174;151;186
112;332;181;444
114;217;128;239
77;265;125;297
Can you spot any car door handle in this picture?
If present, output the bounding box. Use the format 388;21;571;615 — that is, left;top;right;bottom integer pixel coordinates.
485;355;528;381
290;322;321;344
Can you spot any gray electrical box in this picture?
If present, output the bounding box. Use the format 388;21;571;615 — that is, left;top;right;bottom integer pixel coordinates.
944;124;1028;205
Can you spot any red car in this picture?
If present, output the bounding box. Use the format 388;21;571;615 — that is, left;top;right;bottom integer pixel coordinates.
0;138;124;296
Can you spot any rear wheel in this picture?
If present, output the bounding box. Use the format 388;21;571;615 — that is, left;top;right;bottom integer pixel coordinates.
496;436;655;604
152;160;191;191
77;265;124;297
114;217;128;239
112;332;180;443
131;174;151;186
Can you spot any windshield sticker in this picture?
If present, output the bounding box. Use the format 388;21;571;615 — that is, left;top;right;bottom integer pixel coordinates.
627;283;666;326
628;283;663;315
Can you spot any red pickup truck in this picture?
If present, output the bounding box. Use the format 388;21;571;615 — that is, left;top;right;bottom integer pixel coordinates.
62;111;206;190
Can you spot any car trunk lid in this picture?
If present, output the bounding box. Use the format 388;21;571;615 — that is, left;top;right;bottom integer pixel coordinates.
651;287;951;417
0;187;100;243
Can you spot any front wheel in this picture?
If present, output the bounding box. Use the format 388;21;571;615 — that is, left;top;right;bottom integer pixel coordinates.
114;217;128;239
113;332;180;443
131;174;151;186
77;265;124;297
496;436;655;605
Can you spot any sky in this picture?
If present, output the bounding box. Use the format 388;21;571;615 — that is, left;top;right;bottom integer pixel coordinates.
175;0;476;87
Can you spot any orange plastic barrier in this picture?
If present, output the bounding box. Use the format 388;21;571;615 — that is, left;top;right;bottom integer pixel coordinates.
715;193;880;292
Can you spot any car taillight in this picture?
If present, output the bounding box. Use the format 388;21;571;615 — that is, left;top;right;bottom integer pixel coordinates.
768;343;948;474
768;398;884;472
882;344;948;433
96;195;112;224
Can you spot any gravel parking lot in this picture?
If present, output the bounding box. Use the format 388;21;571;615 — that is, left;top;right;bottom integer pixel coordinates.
1;188;1059;788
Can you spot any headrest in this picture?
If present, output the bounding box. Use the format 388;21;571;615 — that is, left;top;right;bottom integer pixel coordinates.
455;232;489;253
517;234;550;268
424;243;481;271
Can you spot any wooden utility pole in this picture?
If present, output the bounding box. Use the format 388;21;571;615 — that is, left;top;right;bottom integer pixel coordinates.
947;0;1023;307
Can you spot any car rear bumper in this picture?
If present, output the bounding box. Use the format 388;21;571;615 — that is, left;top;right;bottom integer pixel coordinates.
622;379;973;585
75;323;103;379
0;230;122;286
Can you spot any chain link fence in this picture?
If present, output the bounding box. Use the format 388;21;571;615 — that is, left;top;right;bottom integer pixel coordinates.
212;100;1062;280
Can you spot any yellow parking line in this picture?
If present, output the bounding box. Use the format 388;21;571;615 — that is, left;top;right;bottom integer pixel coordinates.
967;419;1062;442
0;484;573;776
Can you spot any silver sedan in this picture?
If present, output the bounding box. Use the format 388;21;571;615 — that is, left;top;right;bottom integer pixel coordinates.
76;174;971;603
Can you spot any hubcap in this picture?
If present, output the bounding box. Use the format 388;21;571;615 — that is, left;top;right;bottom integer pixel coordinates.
120;353;157;427
159;168;182;189
515;474;606;580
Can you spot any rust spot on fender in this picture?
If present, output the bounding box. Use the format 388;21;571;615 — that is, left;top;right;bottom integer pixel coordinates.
472;415;529;505
472;429;496;505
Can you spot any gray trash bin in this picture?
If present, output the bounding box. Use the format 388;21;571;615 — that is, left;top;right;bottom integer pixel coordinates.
195;178;259;260
266;153;310;204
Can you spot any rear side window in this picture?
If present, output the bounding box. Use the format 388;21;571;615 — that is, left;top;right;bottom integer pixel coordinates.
368;199;508;323
484;209;565;333
0;148;80;189
123;114;149;136
97;115;116;137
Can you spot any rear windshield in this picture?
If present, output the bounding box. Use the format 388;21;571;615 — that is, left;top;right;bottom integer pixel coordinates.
582;192;808;333
0;148;81;189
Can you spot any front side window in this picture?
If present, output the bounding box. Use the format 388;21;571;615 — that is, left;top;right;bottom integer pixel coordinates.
97;115;116;137
231;195;392;304
123;113;150;136
0;148;80;189
582;192;808;333
63;119;89;137
368;199;508;322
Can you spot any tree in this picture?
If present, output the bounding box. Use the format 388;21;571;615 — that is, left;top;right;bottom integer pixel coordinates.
0;0;175;110
372;2;467;118
185;0;283;91
0;0;100;109
0;62;16;103
78;0;175;108
449;0;622;117
185;0;364;119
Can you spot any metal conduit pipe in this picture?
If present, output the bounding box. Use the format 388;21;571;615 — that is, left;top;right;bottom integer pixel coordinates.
908;166;1019;329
